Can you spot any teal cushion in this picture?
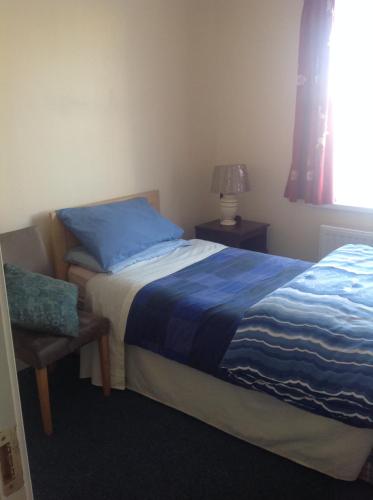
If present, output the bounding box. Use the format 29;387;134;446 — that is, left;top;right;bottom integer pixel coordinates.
4;264;79;337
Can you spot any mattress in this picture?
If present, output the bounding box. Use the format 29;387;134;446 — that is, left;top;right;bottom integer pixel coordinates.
68;240;373;481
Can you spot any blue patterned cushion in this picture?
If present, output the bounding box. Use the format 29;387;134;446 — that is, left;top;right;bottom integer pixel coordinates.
4;264;79;337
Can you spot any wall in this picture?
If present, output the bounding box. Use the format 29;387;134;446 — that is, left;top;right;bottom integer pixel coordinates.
207;0;373;261
2;0;373;262
0;0;211;245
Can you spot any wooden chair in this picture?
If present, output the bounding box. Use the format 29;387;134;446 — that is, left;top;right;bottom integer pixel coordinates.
0;226;111;435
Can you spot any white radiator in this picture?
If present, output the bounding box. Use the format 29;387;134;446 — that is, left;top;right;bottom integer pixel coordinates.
319;225;373;259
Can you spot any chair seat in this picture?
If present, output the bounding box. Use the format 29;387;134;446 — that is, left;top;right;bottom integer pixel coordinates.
12;311;110;369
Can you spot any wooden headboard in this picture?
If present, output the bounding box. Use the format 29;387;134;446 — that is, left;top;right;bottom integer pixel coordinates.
50;190;160;281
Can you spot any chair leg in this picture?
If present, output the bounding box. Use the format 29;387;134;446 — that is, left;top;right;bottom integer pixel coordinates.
35;367;53;436
98;336;111;396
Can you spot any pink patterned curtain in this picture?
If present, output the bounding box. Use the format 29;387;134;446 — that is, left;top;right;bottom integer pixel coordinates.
284;0;335;205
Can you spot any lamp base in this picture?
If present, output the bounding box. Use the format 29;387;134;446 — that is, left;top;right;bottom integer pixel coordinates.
220;194;238;226
220;219;237;226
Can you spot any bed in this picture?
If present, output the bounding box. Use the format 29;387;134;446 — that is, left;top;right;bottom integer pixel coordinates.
50;190;373;483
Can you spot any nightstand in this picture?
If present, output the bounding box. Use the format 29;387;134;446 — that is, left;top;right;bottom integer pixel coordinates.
195;219;269;253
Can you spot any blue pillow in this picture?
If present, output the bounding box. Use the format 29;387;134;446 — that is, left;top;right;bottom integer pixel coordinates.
57;198;183;271
65;239;191;274
4;264;79;337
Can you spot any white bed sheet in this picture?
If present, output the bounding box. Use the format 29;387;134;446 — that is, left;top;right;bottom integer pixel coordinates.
80;239;225;389
75;239;373;481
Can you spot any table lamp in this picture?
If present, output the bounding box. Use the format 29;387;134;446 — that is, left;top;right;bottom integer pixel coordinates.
211;164;250;226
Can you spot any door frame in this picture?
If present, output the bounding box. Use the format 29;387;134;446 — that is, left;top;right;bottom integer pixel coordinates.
0;246;33;499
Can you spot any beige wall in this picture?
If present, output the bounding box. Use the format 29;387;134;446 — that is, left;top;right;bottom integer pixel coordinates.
2;0;373;261
206;0;373;261
0;0;212;245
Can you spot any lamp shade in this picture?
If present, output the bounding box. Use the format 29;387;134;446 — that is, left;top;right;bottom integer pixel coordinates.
211;164;250;194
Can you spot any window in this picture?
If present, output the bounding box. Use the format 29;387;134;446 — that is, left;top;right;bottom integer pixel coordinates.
329;0;373;209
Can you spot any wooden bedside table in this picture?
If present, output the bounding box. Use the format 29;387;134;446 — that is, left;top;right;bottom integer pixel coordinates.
195;219;270;253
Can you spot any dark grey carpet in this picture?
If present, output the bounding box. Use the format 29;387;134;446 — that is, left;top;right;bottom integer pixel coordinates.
18;356;373;500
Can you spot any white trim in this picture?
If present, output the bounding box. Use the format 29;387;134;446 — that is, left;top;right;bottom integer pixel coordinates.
297;200;373;215
324;203;373;214
0;247;33;500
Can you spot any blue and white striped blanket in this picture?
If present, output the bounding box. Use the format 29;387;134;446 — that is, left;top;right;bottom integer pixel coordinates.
221;245;373;428
126;247;310;374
